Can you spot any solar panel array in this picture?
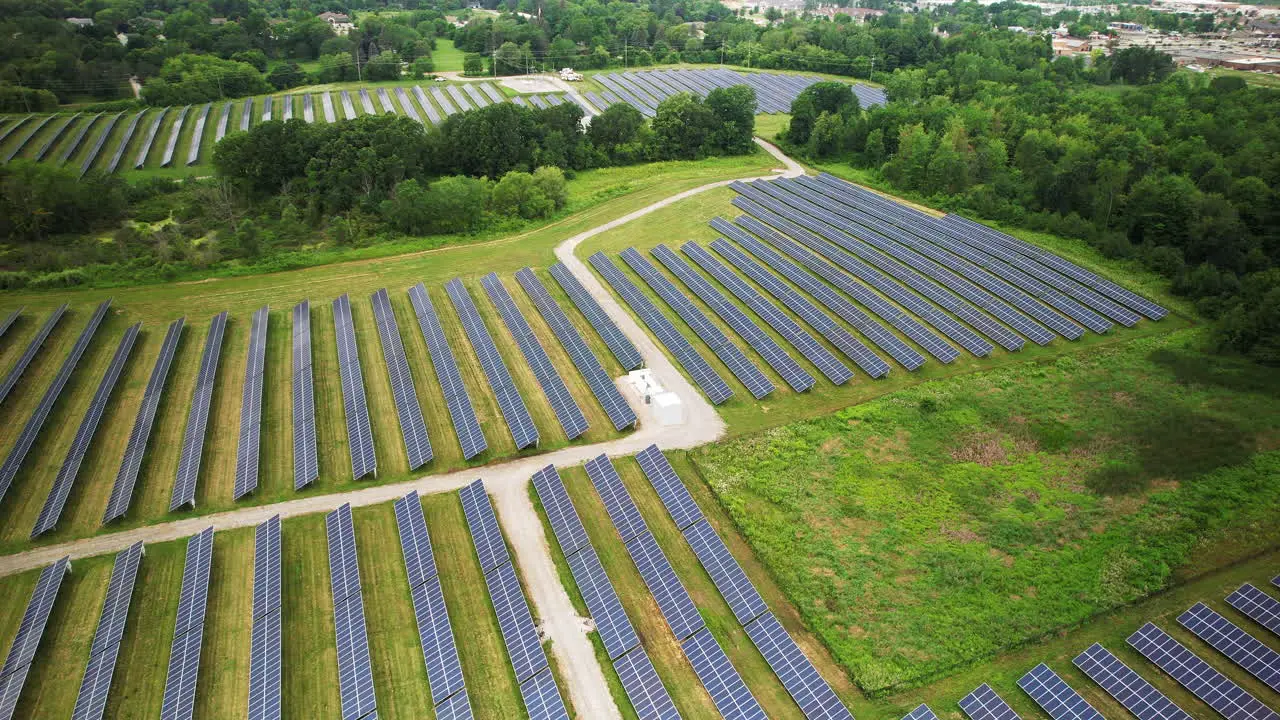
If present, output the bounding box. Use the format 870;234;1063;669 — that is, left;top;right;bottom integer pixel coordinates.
72;542;144;720
634;445;852;720
33;322;140;537
1178;602;1280;692
292;300;318;489
0;557;71;720
371;288;433;470
682;628;769;720
0;303;67;407
682;242;854;386
248;516;282;720
708;235;889;379
394;491;470;710
445;278;539;450
0;308;19;340
516;268;637;432
0;300;111;507
621;246;775;399
160;527;214;720
171;311;227;511
548;261;643;371
105;317;183;523
234;305;270;499
1017;663;1103;720
326;504;378;720
959;683;1022;720
533;461;678;719
333;295;377;479
589;252;733;405
408;283;488;460
1128;622;1277;720
482;272;588;440
903;705;941;720
459;479;569;719
1227;584;1280;638
652;244;814;393
1073;643;1193;720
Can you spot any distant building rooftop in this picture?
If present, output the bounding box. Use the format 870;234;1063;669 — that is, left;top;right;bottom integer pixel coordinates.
66;17;94;27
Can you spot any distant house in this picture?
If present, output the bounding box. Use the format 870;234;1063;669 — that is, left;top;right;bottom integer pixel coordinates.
1052;36;1092;55
210;17;228;25
66;17;95;27
318;11;354;35
811;6;886;22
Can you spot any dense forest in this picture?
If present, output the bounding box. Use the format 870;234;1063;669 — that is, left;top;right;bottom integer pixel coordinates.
775;31;1278;363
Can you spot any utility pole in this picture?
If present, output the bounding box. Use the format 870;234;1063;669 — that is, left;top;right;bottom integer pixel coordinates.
623;39;628;67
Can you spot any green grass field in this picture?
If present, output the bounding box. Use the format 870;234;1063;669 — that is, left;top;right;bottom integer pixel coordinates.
433;39;468;73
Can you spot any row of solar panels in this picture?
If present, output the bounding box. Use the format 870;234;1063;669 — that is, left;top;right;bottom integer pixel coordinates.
919;574;1280;720
590;68;884;117
0;80;571;175
0;263;643;533
589;173;1165;406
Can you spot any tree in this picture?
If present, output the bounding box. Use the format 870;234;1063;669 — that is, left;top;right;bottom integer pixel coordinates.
425;176;490;232
213;119;321;196
464;53;485;76
365;50;403;81
492;171;554;218
587;103;646;158
266;63;305;90
411;56;435;77
532;166;568;211
788;81;857;146
651;93;720;159
810;111;844;158
706;85;757;154
381;179;433;234
142;54;272;105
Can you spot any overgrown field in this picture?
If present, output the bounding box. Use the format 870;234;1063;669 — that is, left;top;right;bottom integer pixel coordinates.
690;329;1280;695
0;492;544;720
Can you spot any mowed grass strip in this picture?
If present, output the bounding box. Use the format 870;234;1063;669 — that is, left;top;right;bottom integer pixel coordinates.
256;307;293;499
421;491;527;718
281;512;341;719
194;526;254;718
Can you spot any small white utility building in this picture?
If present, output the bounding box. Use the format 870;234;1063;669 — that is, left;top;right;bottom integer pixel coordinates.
624;369;684;426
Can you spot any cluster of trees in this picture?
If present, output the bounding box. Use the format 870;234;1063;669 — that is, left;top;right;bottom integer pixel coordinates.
779;29;1279;363
381;167;568;235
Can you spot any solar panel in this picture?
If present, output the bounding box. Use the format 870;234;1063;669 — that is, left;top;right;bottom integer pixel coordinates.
634;445;704;531
613;646;682;720
515;268;637;432
333;295;377;480
292;300;318;489
246;516;281;720
588;253;733;405
0;300;111;508
486;561;548;683
33;322;139;537
903;705;941;720
395;87;422;122
567;545;640;660
0;308;19;340
621;247;775;399
445;278;539;450
105;317;184;523
682;242;853;386
684;520;767;625
72;542;144;720
234;305;270;500
185;105;209;166
548;262;643;371
1178;602;1280;692
682;628;768;720
519;668;569;720
959;683;1022;720
326;504;378;720
55;112;97;163
214;102;232;139
732;197;962;364
1074;642;1192;720
1128;622;1277;720
357;89;375;115
133;108;166;168
1018;663;1104;720
583;454;649;543
1227;584;1280;638
394;491;467;704
160;527;214;720
626;531;704;642
159;106;188;167
707;236;889;379
340;90;357;120
530;465;591;558
408;284;488;460
371;288;433;470
0;557;71;720
81;113;122;176
459;479;510;573
0;303;66;407
744;611;852;720
171;311;227;511
480;83;504;103
481;273;588;440
431;86;457;116
435;687;475;720
652;244;814;392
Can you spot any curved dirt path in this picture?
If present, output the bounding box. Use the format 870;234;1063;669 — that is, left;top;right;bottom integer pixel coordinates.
0;138;804;720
